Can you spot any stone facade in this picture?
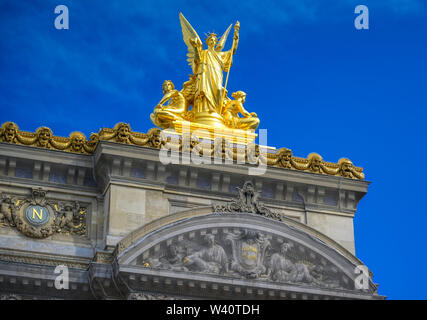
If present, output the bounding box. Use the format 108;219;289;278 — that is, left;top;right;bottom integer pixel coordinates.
0;140;382;299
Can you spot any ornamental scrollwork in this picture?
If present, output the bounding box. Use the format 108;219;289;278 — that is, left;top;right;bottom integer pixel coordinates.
0;188;87;239
213;181;285;222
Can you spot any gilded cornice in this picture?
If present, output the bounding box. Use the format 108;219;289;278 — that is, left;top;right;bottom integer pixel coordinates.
0;121;97;154
0;121;364;180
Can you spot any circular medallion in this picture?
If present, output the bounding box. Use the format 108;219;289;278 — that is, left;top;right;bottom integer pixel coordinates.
25;205;50;226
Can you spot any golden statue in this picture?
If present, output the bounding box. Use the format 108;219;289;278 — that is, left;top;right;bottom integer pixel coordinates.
223;91;259;130
151;80;186;128
150;77;196;129
150;13;260;135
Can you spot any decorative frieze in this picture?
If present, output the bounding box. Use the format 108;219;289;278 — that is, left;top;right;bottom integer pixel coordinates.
1;121;365;180
139;227;351;290
0;121;97;154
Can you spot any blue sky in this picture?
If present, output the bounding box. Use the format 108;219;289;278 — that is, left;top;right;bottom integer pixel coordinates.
1;0;427;299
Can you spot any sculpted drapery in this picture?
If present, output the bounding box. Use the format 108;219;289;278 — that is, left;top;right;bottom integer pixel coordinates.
192;44;233;113
182;13;239;116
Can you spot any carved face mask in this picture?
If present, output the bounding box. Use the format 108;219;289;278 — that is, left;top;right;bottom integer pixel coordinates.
71;134;85;151
150;129;162;148
341;162;353;177
37;129;52;147
310;157;322;172
117;126;130;142
5;124;17;142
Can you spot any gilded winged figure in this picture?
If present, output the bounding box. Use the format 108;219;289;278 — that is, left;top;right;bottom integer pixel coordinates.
151;13;259;131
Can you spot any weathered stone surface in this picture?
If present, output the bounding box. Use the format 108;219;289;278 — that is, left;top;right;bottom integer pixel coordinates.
0;141;380;299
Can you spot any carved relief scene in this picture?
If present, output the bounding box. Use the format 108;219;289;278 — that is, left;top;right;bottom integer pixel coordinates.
134;227;353;290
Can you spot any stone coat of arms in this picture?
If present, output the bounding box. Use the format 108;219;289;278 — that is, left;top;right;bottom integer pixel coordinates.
225;229;270;279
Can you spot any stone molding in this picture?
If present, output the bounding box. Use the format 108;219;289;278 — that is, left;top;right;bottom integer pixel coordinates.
1;122;365;180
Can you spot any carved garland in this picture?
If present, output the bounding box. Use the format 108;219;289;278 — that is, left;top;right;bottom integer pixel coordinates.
0;121;364;179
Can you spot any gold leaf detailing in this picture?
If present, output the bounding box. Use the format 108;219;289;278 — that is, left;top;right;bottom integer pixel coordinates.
1;122;364;179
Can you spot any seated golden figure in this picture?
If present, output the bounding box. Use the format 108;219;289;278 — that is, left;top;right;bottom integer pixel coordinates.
150;80;188;129
222;91;259;131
